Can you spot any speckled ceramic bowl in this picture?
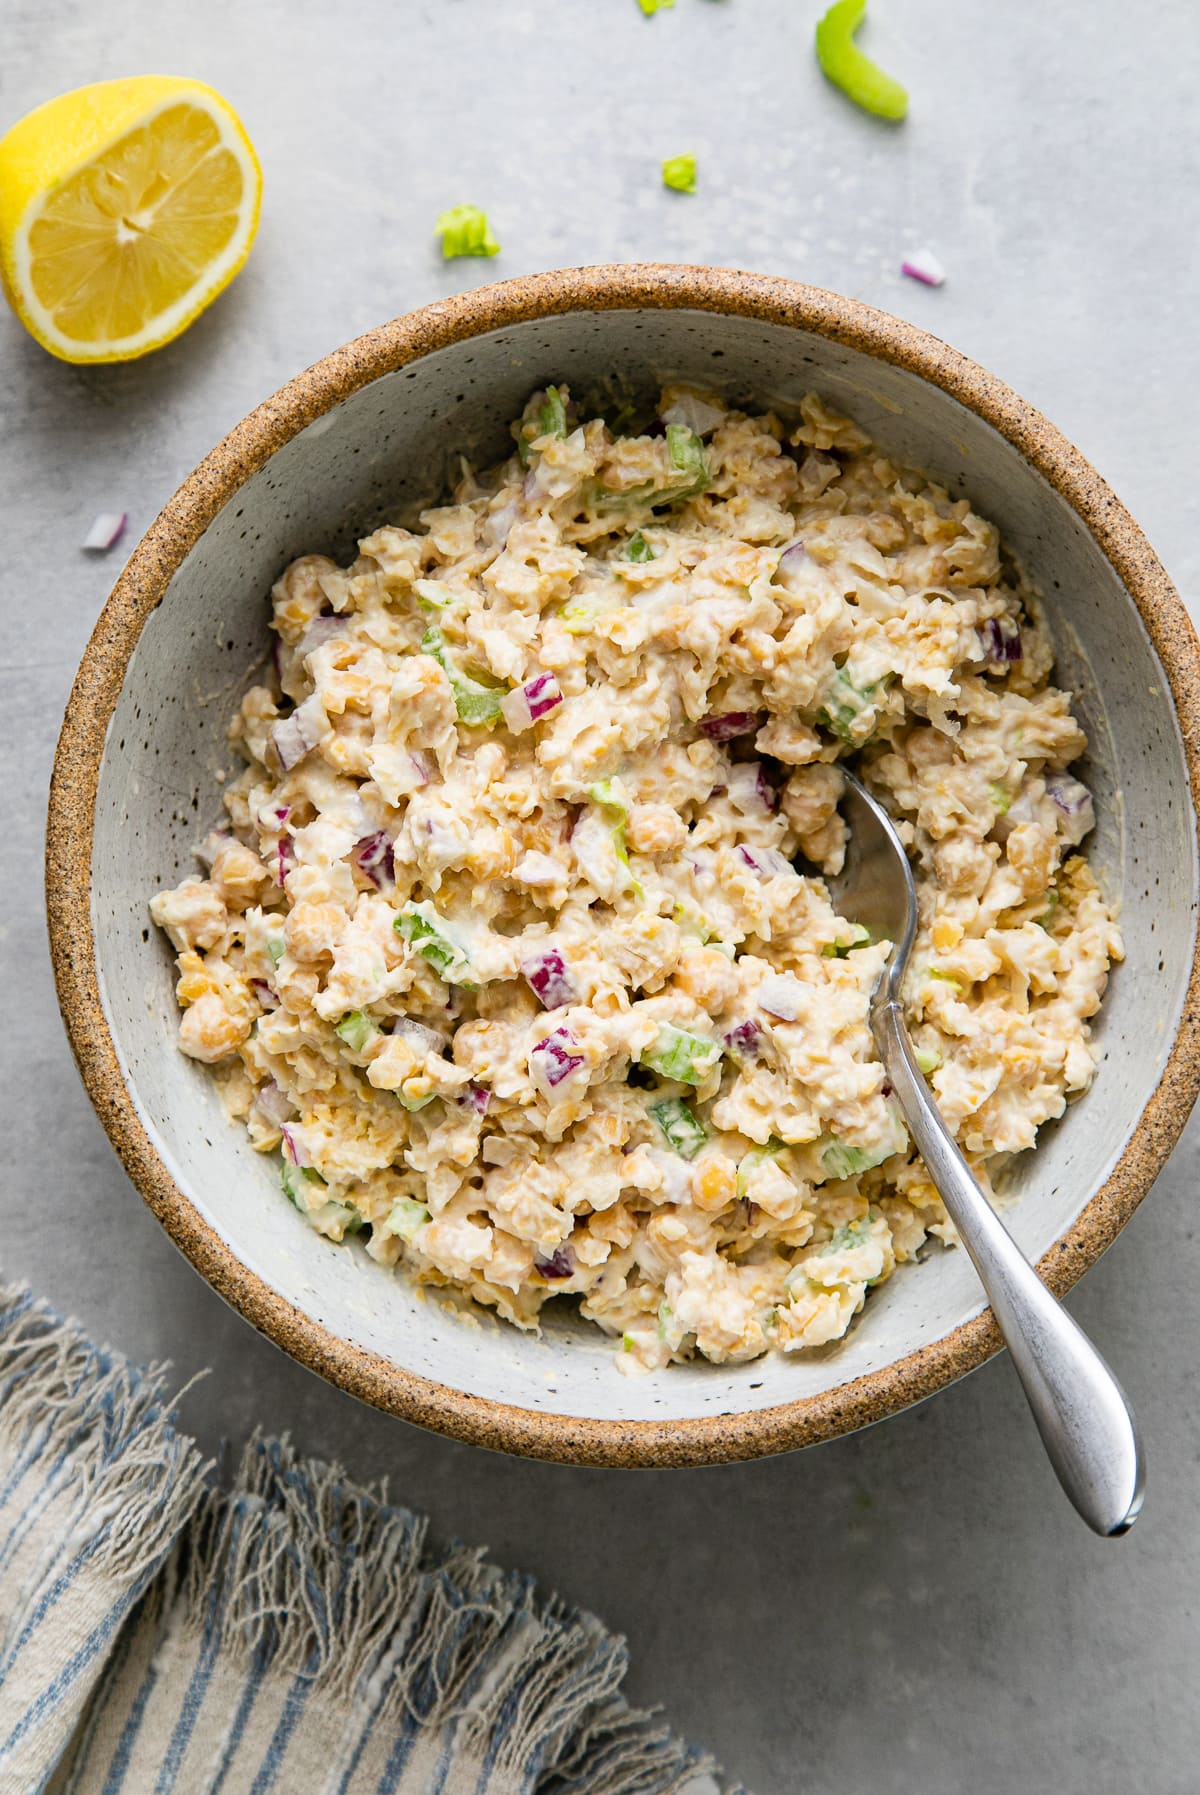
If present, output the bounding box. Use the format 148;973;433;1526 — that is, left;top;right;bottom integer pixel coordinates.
47;266;1200;1465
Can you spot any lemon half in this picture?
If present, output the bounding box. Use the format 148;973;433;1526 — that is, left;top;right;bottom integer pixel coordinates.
0;76;261;363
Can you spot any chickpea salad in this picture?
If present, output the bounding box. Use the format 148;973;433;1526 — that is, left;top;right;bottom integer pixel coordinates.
151;384;1122;1372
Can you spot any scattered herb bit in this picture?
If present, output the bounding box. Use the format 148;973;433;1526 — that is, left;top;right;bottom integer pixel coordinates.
815;0;908;122
435;204;500;259
662;153;697;194
901;248;946;288
989;782;1013;816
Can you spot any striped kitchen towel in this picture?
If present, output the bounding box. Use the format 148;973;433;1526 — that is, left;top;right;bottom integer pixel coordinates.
0;1284;738;1795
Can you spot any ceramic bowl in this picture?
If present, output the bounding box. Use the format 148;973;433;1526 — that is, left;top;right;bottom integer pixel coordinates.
47;265;1200;1465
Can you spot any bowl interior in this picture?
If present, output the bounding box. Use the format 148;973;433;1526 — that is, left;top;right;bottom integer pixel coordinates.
89;303;1197;1432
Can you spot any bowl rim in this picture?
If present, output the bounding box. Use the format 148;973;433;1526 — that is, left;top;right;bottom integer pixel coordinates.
46;262;1200;1467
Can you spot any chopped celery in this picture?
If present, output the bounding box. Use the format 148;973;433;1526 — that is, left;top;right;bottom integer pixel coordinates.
650;1096;708;1159
396;1087;436;1113
817;667;881;744
413;579;456;611
672;901;711;942
988;782;1013;816
664;423;710;496
824;1216;871;1253
421;625;507;727
821;1139;894;1180
815;0;908;122
281;1162;326;1207
622;1333;636;1352
822;923;871;957
625;531;657;563
435;204;500;259
1035;888;1060;931
395;903;473;984
267;937;285;966
384;1196;430;1241
587;781;643;897
926;967;960;986
518;386;568;465
657;1300;673;1341
591;423;710;513
913;1045;943;1075
736;1139;783;1198
560;594;619;634
641;1022;721;1086
335;1011;376;1053
662;153;697;194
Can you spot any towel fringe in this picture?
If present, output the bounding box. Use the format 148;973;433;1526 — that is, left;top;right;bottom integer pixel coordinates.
160;1432;732;1793
0;1283;207;1596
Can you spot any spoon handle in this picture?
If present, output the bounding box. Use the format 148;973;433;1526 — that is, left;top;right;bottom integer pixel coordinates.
874;997;1145;1536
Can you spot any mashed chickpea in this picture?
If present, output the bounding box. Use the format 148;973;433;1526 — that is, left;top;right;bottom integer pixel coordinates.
151;385;1121;1371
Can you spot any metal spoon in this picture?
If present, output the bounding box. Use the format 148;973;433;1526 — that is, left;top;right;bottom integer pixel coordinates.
831;769;1145;1536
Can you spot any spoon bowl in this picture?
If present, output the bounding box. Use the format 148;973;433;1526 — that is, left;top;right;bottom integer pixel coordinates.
832;769;1146;1535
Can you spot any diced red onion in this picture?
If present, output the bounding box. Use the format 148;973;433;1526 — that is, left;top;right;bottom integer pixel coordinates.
535;1245;575;1280
408;751;434;786
280;1124;311;1167
250;978;279;1006
462;1081;491;1115
758;974;804;1022
701;711;760;743
299;614;343;653
736;844;762;873
393;1017;449;1055
276;835;295;887
979;617;1023;667
723;1019;763;1060
531;1028;585;1090
736;843;791;879
1045;773;1094;844
502;671;563;733
659;392;725;437
352;832;395;889
195;830;232;869
269;694;326;772
488;497;520;549
901;248;946;288
727;763;776;815
256;1081;294;1125
82;511;127;551
779;539;809;570
521;949;578;1010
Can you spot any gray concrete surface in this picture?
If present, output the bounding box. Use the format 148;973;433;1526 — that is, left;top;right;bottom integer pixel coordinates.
3;2;1199;1788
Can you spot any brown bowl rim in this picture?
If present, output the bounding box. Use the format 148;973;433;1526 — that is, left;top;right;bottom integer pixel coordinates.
46;263;1200;1467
